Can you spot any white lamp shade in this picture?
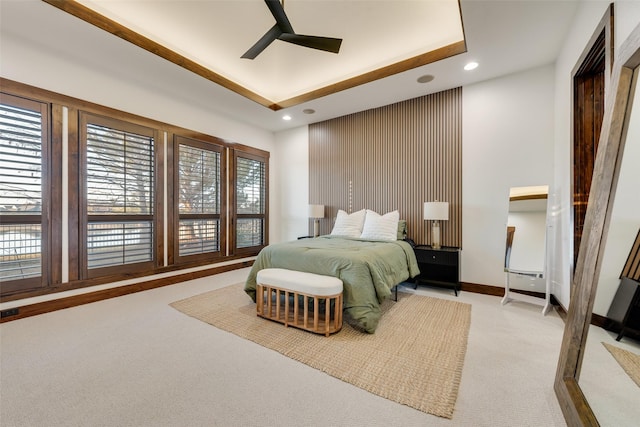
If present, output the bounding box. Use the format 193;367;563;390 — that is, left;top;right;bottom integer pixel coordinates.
308;204;325;218
423;201;449;221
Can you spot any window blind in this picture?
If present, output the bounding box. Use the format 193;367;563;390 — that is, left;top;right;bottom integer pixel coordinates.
178;143;221;256
85;123;154;269
0;102;43;280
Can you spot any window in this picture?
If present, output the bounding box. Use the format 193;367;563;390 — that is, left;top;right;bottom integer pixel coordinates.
1;79;270;300
81;113;157;277
0;94;49;294
174;136;225;262
233;149;268;254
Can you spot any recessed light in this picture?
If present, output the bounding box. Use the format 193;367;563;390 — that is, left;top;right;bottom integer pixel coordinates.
303;109;316;114
464;62;479;71
282;115;292;121
417;74;435;83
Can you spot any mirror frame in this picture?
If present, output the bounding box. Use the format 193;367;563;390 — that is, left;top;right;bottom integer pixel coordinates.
555;22;640;426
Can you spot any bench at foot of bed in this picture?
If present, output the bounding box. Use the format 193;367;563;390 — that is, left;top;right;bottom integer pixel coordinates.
256;268;343;337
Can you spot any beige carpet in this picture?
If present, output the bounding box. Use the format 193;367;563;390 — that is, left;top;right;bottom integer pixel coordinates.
170;283;471;419
603;342;640;387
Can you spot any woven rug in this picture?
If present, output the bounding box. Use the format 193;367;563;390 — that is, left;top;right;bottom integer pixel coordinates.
603;342;640;387
170;283;471;419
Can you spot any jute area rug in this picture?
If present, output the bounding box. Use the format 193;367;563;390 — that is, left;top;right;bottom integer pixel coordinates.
170;283;472;419
603;342;640;387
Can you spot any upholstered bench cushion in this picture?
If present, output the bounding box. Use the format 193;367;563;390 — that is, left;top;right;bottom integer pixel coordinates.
256;268;343;296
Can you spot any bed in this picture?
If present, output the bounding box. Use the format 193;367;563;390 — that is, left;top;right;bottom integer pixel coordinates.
244;231;420;333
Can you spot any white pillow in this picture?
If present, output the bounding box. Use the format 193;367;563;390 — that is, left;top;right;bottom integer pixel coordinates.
360;210;400;241
331;209;366;238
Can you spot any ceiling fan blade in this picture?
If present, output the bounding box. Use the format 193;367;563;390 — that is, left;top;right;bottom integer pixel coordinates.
278;33;342;54
265;0;294;33
241;24;282;59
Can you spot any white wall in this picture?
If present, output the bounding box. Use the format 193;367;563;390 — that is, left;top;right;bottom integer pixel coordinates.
276;65;556;290
274;126;310;242
462;65;555;287
0;1;279;306
275;2;640;309
551;0;640;310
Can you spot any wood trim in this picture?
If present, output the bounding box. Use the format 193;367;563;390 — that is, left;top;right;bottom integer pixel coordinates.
509;194;548;202
0;275;556;324
155;129;165;269
67;107;80;281
0;260;253;323
40;0;273;109
309;88;462;247
0;93;51;294
50;104;64;285
275;41;467;109
555;19;640;427
167;132;176;266
0;78;269;301
571;4;614;271
171;135;227;265
40;1;466;111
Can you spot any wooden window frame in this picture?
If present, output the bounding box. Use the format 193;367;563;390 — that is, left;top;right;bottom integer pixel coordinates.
0;92;51;295
78;112;161;279
230;145;269;257
0;78;269;301
170;133;227;265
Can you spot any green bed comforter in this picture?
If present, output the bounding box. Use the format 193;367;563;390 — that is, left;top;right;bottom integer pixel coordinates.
244;235;420;333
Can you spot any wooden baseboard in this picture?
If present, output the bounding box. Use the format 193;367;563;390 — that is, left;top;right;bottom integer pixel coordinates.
0;261;253;323
460;281;566;318
0;274;574;326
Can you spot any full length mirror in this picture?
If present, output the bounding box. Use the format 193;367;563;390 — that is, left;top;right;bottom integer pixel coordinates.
555;22;640;426
578;53;640;425
502;185;551;314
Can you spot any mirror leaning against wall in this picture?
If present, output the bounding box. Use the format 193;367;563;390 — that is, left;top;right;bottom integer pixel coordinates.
577;36;640;426
502;185;551;315
555;21;640;427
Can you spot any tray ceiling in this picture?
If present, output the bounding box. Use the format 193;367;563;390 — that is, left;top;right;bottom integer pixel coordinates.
49;0;466;109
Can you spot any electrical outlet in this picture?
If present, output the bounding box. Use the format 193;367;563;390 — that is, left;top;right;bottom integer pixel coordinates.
1;308;19;318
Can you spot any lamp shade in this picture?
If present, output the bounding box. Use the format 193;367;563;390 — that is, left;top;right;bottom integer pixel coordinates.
423;201;449;221
308;204;325;218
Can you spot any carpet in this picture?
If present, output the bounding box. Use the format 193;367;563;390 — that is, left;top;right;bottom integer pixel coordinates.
170;283;472;419
603;342;640;387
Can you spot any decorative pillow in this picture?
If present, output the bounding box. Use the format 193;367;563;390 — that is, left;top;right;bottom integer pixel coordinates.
397;220;407;240
330;209;367;238
360;210;400;241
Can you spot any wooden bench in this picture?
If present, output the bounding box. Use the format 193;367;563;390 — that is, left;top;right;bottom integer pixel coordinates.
256;268;343;336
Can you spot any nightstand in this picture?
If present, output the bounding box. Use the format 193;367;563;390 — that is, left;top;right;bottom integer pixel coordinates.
413;245;460;296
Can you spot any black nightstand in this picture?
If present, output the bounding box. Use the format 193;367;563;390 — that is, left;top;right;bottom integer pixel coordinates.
413;245;460;296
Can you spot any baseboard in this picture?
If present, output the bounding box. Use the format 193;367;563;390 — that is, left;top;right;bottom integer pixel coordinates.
460;281;566;317
0;274;572;326
460;281;558;301
0;261;253;323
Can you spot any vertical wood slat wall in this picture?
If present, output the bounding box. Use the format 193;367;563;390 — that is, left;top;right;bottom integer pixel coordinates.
309;87;462;247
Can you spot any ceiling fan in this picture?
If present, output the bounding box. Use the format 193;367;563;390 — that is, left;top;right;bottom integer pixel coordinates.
242;0;343;59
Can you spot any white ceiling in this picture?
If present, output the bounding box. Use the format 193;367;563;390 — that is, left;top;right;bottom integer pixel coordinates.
75;0;465;103
1;1;580;132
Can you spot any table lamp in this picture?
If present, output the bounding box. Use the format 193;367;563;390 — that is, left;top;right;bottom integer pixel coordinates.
308;204;325;237
423;201;449;249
